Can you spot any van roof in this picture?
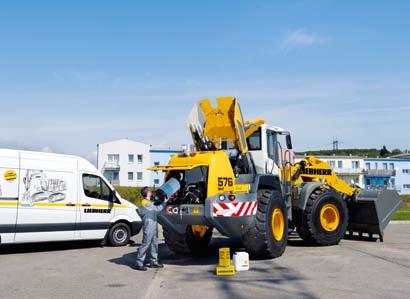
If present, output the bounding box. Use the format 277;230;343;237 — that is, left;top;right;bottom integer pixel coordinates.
0;148;97;173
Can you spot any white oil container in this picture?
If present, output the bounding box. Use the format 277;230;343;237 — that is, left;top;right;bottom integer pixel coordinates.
233;252;249;271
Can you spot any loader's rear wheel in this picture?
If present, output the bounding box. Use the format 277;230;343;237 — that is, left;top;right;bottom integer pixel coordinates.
242;189;287;259
297;188;348;246
163;224;213;255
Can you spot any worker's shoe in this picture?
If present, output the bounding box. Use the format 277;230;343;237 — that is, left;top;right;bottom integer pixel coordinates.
134;264;148;271
147;262;164;268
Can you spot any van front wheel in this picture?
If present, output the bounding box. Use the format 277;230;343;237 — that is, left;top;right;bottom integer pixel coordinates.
109;223;131;246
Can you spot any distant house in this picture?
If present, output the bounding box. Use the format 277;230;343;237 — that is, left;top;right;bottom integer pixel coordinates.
97;139;181;187
364;158;410;195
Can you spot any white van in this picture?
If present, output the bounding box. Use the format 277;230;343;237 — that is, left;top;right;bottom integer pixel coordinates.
0;149;142;246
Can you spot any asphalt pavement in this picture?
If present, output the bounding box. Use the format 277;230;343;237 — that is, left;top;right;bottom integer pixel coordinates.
1;223;409;299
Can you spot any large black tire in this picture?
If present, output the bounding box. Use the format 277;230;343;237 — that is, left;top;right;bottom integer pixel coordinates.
163;224;213;255
242;189;288;259
108;222;131;246
297;188;348;246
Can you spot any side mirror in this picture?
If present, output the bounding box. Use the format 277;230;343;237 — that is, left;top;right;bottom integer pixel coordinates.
286;134;293;150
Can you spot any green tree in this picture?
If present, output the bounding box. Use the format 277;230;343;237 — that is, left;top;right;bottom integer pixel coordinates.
391;148;402;155
379;145;390;158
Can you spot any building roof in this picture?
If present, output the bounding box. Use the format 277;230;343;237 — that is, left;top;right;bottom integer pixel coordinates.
150;147;182;153
364;157;410;162
389;153;410;159
295;154;363;159
98;138;150;147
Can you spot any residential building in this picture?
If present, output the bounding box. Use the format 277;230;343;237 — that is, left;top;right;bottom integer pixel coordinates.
150;148;183;187
364;158;410;195
97;139;181;187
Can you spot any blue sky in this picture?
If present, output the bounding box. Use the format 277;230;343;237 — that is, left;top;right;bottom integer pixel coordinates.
0;1;409;162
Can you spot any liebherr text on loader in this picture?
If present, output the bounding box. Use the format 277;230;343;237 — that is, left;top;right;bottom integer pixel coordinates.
149;97;403;258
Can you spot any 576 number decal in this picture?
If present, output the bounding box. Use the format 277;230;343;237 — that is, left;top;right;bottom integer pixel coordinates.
218;177;233;187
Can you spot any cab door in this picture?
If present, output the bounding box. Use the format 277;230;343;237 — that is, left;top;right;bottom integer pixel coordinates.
79;173;115;240
0;150;20;243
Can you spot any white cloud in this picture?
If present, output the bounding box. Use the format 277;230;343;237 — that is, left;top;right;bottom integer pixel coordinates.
280;29;326;49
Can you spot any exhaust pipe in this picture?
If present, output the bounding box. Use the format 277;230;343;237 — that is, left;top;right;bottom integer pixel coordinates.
347;189;403;241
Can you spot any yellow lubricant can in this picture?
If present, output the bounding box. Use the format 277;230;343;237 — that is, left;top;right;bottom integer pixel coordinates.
219;247;231;267
216;247;236;276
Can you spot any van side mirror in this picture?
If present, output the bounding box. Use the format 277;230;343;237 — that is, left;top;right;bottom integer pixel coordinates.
286;134;293;149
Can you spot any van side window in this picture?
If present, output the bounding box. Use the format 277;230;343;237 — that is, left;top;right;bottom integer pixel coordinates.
82;174;111;201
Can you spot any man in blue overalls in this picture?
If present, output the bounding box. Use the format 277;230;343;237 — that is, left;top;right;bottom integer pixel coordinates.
134;186;167;271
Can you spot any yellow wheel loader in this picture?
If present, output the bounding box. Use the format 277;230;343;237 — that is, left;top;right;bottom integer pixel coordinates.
150;97;403;258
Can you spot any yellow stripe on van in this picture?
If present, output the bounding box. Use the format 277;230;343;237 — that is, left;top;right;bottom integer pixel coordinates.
0;201;18;207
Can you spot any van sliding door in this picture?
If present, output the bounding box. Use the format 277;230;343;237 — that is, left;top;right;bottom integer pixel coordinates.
15;153;78;243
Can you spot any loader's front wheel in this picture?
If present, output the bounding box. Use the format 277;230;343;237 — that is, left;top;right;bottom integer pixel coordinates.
163;224;213;255
242;189;287;259
297;188;348;246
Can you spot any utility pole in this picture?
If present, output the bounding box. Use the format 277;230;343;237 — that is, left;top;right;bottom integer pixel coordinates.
332;136;341;151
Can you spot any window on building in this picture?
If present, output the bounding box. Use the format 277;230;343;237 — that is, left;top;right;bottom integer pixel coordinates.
352;161;359;169
403;169;410;174
375;163;378;170
328;160;335;168
389;163;394;170
137;172;143;181
128;154;134;163
137;154;143;164
365;163;371;170
366;178;371;186
383;163;388;170
107;154;119;162
154;161;160;166
403;184;410;189
82;174;111;201
338;160;343;168
128;172;134;181
154;179;160;185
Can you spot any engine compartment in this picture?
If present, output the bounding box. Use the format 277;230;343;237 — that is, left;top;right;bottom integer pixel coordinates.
165;166;208;205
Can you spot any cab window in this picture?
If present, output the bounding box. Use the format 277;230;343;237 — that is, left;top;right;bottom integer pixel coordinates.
247;128;262;150
83;174;112;201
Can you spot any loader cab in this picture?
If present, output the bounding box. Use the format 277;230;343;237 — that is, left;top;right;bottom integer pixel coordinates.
246;125;294;176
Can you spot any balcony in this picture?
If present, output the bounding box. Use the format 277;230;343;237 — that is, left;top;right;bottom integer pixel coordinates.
103;161;120;170
333;168;364;175
364;169;396;177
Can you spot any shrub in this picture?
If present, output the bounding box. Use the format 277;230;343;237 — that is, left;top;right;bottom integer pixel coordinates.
115;186;143;207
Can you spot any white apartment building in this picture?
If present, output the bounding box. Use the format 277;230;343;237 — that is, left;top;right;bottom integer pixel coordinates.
296;155;365;186
97;139;181;187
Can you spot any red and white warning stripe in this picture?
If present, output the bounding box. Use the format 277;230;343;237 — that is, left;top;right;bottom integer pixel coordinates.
212;201;257;217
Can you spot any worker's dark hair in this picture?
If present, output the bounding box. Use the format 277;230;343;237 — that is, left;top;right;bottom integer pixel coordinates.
141;186;151;198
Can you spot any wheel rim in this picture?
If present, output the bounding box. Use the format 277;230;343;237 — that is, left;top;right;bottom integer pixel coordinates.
271;208;285;241
191;225;208;238
320;204;340;232
113;227;127;243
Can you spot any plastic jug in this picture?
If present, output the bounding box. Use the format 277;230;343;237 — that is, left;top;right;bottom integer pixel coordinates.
233;252;249;271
